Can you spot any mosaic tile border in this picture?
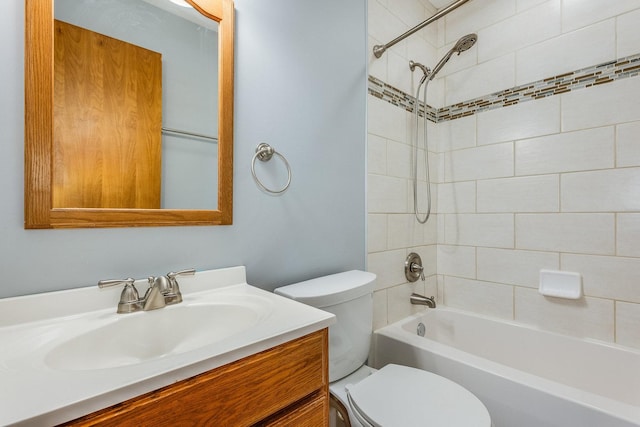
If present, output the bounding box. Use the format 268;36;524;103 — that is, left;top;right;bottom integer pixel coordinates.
368;53;640;123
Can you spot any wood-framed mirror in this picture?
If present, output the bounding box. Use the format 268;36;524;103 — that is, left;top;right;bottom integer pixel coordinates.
24;0;234;228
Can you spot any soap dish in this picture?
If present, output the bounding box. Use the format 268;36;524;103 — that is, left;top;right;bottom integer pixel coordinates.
539;270;582;299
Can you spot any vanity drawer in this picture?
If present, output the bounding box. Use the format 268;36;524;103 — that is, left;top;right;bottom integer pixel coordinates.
256;389;329;427
61;329;328;426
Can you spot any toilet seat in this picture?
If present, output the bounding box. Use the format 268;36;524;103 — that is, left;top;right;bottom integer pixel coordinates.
345;364;491;427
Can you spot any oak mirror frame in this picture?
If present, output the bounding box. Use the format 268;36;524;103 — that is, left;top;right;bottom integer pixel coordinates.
24;0;234;228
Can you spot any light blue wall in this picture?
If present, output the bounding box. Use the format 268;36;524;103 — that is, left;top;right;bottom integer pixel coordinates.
0;0;367;298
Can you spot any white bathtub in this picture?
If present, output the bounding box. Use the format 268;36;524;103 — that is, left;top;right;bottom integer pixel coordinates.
372;308;640;427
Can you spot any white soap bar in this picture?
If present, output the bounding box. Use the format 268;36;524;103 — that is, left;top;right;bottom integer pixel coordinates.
539;270;582;299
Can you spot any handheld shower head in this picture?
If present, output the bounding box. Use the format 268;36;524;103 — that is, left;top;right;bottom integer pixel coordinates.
453;33;477;53
429;33;477;81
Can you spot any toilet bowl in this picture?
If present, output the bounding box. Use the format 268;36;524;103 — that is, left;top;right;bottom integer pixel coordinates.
274;270;491;427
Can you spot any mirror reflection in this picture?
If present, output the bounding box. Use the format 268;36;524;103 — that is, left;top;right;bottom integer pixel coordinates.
54;0;219;209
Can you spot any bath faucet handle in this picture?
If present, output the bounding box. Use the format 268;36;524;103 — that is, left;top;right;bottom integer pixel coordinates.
410;262;425;280
97;278;142;313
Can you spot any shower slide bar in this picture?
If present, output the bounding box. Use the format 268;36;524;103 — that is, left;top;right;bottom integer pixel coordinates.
161;127;218;143
373;0;471;58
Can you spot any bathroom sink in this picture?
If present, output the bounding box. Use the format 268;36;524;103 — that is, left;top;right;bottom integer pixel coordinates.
0;267;335;426
45;298;269;371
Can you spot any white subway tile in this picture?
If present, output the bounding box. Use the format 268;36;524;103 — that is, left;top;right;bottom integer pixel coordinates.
517;0;547;12
478;0;561;63
617;214;640;257
387;214;428;249
562;254;640;303
444;214;515;248
423;214;439;244
444;276;514;320
444;142;514;182
368;214;387;253
367;249;408;290
515;127;615;175
616;301;640;349
436;114;476;152
373;289;388;330
561;168;640;212
444;0;515;45
516;213;615;254
368;174;408;213
515;287;614;342
617;121;640;167
477;175;559;213
367;133;387;175
477;248;559;288
390;0;428;29
562;77;640;132
438;181;476;213
477;96;561;145
516;19;615;85
617;8;640;58
386;139;411;179
437;244;476;279
368;95;407;142
562;0;640;33
387;49;414;95
445;54;515;105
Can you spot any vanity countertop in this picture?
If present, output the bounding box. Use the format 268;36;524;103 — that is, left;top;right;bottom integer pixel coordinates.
0;266;334;426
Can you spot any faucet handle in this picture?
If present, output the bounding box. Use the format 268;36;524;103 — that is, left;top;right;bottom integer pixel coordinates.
167;268;196;280
98;278;135;289
98;278;142;313
164;268;194;305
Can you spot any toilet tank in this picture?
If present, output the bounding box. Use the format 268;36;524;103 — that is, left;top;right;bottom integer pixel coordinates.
274;270;376;382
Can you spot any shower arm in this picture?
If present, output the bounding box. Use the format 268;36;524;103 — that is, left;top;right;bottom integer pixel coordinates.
372;0;471;58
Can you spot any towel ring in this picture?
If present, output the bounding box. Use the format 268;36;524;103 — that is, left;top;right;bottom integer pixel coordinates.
251;143;292;194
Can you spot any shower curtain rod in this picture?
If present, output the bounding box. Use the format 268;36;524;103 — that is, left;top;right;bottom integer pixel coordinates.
373;0;471;58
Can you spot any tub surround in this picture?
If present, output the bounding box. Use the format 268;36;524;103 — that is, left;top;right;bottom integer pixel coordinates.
0;267;334;426
367;0;640;350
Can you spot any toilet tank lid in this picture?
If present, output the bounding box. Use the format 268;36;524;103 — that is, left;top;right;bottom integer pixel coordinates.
274;270;376;308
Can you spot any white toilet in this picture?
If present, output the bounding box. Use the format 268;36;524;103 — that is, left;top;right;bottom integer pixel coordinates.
274;270;491;427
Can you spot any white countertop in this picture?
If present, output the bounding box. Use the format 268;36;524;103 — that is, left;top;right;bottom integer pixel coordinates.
0;267;334;426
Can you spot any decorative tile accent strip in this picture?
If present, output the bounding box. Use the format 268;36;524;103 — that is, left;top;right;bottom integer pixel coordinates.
369;53;640;123
368;75;437;122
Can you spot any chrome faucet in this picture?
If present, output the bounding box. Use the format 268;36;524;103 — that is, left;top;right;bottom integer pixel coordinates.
410;293;436;309
98;268;195;313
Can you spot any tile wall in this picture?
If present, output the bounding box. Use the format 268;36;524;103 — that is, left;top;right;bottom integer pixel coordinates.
368;0;640;349
367;0;441;329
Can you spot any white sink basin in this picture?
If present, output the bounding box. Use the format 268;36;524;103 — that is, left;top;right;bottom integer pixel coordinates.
45;298;269;371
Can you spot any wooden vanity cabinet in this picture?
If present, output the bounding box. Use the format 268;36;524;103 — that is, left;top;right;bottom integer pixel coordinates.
61;329;329;427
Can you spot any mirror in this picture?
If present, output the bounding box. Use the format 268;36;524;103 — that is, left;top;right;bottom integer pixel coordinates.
24;0;234;228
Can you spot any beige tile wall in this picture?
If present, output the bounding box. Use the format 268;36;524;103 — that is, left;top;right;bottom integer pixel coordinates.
368;0;640;350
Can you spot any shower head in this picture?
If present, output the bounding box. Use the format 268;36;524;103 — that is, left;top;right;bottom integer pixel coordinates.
428;33;477;81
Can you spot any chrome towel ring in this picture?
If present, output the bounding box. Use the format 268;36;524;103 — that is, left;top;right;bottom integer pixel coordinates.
251;143;292;194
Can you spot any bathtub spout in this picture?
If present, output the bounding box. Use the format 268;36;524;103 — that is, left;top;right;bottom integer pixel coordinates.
410;293;436;308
